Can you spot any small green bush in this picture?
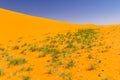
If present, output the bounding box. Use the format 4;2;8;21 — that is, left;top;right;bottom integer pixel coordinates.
12;45;19;50
0;48;5;51
8;57;27;66
102;78;108;80
0;69;4;76
22;75;31;80
66;60;75;68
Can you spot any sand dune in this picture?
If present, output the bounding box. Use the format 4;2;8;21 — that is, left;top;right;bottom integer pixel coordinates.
0;8;120;80
0;8;96;42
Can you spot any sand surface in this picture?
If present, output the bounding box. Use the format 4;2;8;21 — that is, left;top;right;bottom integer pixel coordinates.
0;8;120;80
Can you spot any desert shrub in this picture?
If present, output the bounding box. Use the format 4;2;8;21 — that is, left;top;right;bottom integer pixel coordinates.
21;75;31;80
60;72;72;80
12;45;19;50
102;78;108;80
74;29;97;44
88;64;96;71
88;54;93;59
0;48;5;51
0;69;4;76
97;60;102;63
39;28;99;79
8;57;27;66
0;52;9;57
46;69;52;74
29;46;37;52
66;60;75;68
40;46;51;54
21;43;28;47
21;49;27;55
20;66;33;71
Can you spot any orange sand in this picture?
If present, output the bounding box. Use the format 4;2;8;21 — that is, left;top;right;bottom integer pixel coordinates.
0;8;120;80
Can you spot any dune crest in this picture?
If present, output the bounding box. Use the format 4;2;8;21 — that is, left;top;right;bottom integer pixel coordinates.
0;8;96;42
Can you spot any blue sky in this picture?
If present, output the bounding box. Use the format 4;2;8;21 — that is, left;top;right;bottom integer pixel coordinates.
0;0;120;24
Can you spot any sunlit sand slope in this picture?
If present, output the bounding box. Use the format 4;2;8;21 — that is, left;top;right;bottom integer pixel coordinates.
0;8;120;80
0;8;96;42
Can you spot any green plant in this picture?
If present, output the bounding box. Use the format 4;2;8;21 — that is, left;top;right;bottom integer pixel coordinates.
21;49;27;55
66;60;75;68
38;53;46;58
97;60;102;63
0;48;5;51
21;43;27;47
29;46;37;52
0;69;4;76
60;72;72;80
74;29;97;45
0;52;9;57
21;75;31;80
51;49;60;62
12;45;19;50
8;57;27;66
37;28;100;79
40;46;52;54
102;78;108;80
46;69;52;74
20;66;33;71
0;57;2;60
88;54;93;59
101;50;108;53
88;64;96;71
